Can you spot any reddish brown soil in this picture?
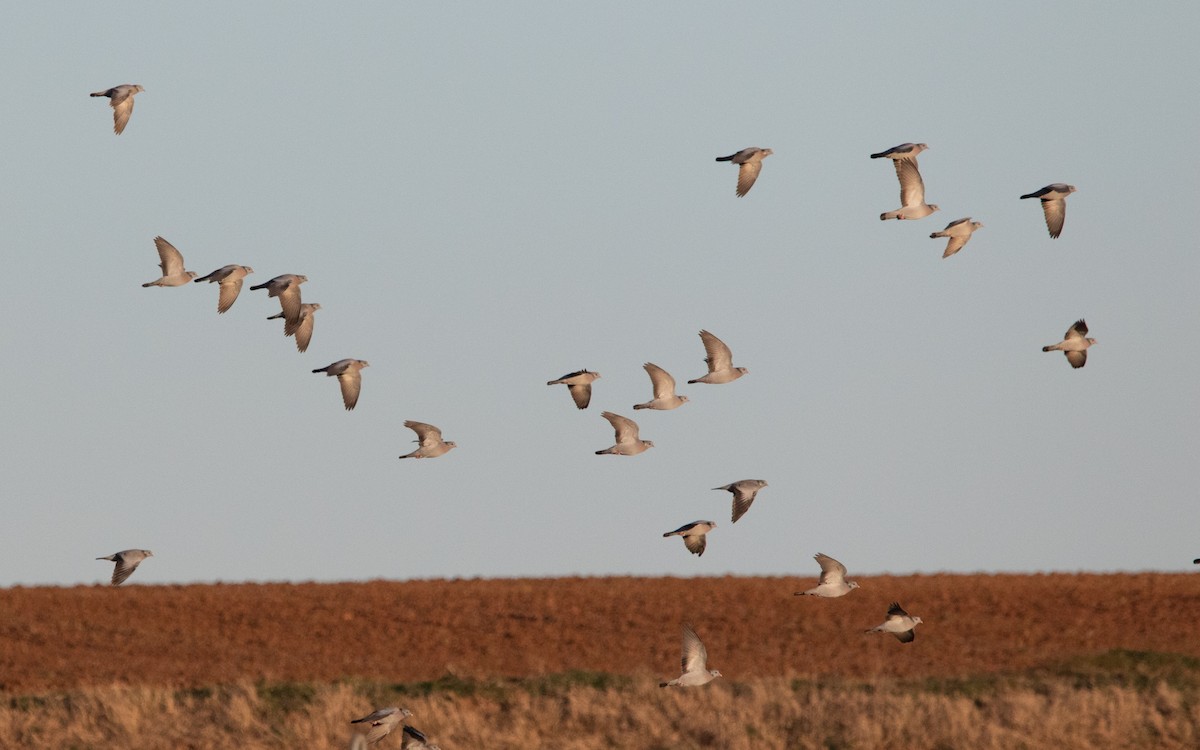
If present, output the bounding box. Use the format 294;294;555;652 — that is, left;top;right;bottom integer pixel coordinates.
2;574;1199;693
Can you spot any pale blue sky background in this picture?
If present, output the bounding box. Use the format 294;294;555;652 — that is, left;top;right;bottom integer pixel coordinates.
1;3;1196;587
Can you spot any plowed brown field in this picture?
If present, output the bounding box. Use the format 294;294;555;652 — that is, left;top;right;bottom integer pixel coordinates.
4;573;1199;693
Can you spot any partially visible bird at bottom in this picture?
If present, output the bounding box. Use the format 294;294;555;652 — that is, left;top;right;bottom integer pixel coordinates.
349;707;412;746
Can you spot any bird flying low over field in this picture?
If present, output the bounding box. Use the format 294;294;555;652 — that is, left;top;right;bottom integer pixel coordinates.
873;142;939;221
633;363;688;410
546;369;600;409
1020;183;1077;238
398;420;457;459
268;302;321;352
312;359;369;410
400;725;441;749
1042;319;1096;369
713;479;768;523
795;553;860;598
90;84;144;134
866;602;922;643
662;520;716;556
929;218;983;258
194;264;254;313
349;706;412;745
595;411;653;456
96;549;153;586
715;147;773;197
142;236;196;287
688;330;748;384
660;623;722;687
250;274;308;326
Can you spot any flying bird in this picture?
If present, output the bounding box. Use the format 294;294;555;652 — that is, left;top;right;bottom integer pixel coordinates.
688;330;748;384
268;302;321;352
349;707;412;745
1042;319;1096;369
90;84;144;134
866;602;922;643
633;363;688;410
795;553;860;598
96;549;153;586
141;236;197;287
713;479;768;523
546;369;600;409
659;623;722;687
250;274;308;326
194;265;255;313
662;520;716;557
595;411;653;456
400;725;440;750
929;218;983;258
715;147;773;197
1020;183;1077;238
312;359;369;410
399;420;457;459
874;142;938;220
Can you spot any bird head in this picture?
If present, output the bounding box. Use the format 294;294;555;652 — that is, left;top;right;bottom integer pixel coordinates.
134;85;145;93
848;581;860;590
912;617;924;626
914;143;929;153
297;275;309;283
444;441;458;449
642;440;655;449
358;360;370;368
972;222;984;230
1086;338;1097;346
309;303;322;311
243;266;255;274
186;271;198;280
400;708;413;719
710;670;723;678
736;367;749;376
761;148;774;157
679;395;690;404
143;550;154;557
1065;185;1077;194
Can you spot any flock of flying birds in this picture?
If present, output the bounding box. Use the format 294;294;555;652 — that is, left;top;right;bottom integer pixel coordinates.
87;82;1096;744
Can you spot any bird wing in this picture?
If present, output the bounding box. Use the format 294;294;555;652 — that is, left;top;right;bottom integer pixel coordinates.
278;284;303;325
1065;319;1088;340
111;555;142;586
401;725;428;749
942;234;969;258
154;237;184;276
699;330;733;372
338;370;363;410
567;383;592;409
216;278;245;314
681;624;708;673
896;159;925;206
111;92;136;134
1042;198;1066;238
887;602;909;619
1065;350;1088;369
815;553;848;586
602;411;639;443
893;628;916;643
683;532;707;556
406;421;444;446
643;363;677;399
730;484;759;523
294;309;316;352
736;160;762;197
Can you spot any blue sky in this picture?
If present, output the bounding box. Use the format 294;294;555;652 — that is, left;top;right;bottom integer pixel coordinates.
1;3;1196;587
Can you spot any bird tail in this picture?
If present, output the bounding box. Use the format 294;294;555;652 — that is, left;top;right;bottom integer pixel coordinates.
249;282;267;290
880;211;900;221
1042;345;1055;352
714;154;734;162
869;151;889;159
595;448;614;455
658;682;670;688
96;555;116;561
546;379;561;385
686;378;701;384
1019;192;1037;200
141;281;157;287
930;231;946;239
633;404;648;410
89;91;106;97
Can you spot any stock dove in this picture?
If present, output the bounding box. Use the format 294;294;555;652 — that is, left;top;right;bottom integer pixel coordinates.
662;520;715;556
96;549;153;586
90;84;144;135
866;602;922;643
929;218;983;258
688;330;748;384
659;623;722;687
715;147;773;197
1020;183;1076;238
633;363;688;410
268;302;321;352
399;420;457;459
874;143;938;220
595;411;653;456
141;236;196;287
795;553;860;597
713;479;768;523
546;369;600;410
1042;319;1096;369
312;359;369;410
350;707;412;745
194;265;254;313
250;274;308;325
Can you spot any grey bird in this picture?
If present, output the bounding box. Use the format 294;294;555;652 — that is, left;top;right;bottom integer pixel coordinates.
250;274;308;326
268;302;321;352
795;553;860;598
312;359;369;410
96;549;153;586
546;369;600;409
141;236;197;287
194;265;255;313
633;363;688;410
715;147;773;197
400;725;439;750
713;479;768;523
662;520;716;556
90;84;144;135
1020;183;1077;238
659;623;722;687
1042;319;1096;369
866;602;922;643
595;411;653;456
688;330;748;384
874;143;938;220
350;707;412;746
399;420;457;459
929;218;984;258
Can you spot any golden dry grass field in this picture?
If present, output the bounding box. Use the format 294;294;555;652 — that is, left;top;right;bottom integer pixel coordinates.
3;573;1200;748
